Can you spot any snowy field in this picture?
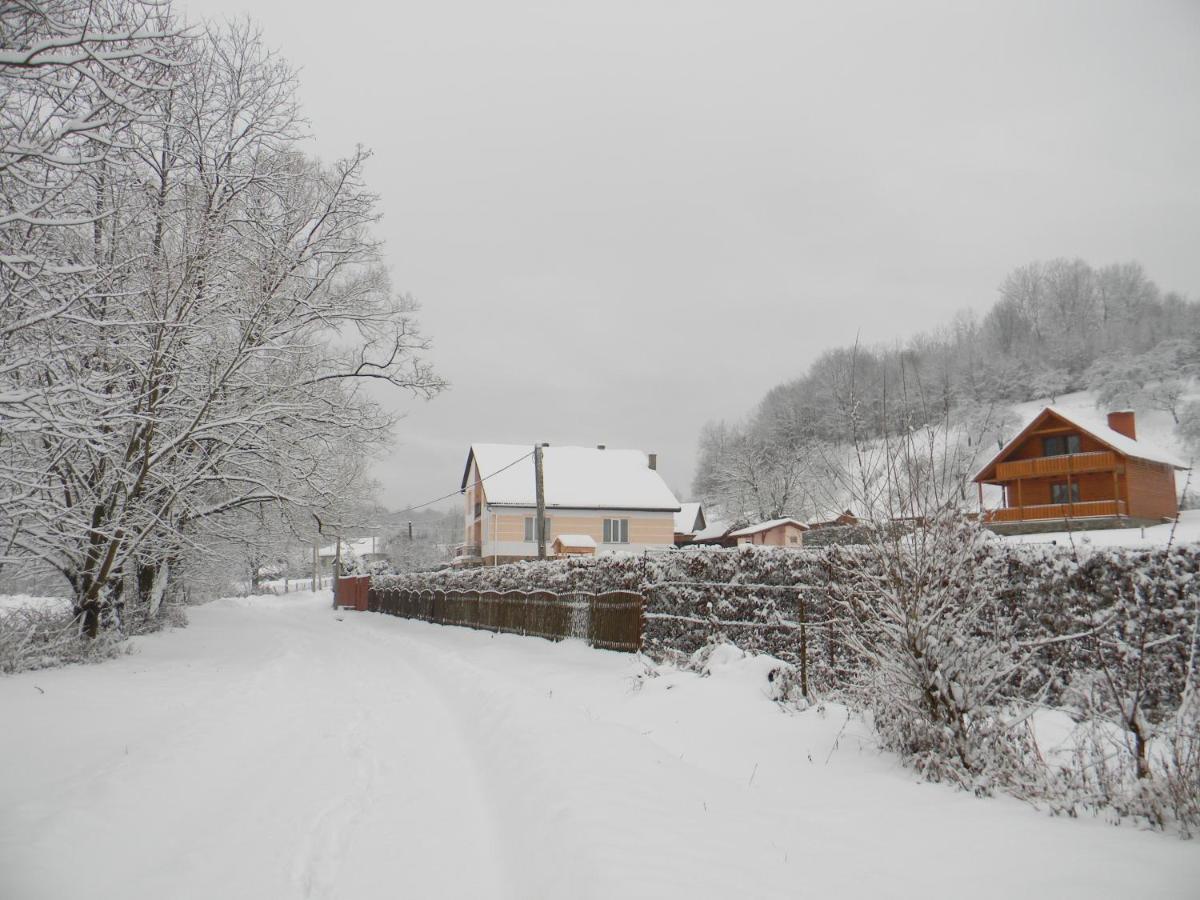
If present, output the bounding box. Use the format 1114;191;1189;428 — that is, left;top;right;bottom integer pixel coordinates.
998;508;1200;549
1;592;1197;900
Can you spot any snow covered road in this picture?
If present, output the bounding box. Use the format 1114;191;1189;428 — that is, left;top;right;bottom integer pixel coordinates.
1;591;1197;899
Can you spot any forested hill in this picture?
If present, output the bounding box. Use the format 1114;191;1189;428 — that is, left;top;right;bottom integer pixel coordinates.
693;259;1200;524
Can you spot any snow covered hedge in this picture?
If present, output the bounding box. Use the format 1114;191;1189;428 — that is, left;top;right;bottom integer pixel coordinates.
374;541;1199;713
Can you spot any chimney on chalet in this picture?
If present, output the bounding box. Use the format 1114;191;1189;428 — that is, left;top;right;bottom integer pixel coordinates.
596;444;605;450
1107;410;1137;440
648;452;658;470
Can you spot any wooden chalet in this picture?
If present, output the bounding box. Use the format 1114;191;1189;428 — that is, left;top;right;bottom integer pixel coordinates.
973;408;1187;530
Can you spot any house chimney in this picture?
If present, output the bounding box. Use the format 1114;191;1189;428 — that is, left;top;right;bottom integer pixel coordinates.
648;452;657;470
1107;410;1136;440
596;444;605;450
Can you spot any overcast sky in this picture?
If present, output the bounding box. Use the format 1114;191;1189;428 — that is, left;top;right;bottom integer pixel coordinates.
192;0;1200;511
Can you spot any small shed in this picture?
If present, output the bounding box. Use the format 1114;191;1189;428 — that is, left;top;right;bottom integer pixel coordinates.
552;534;597;557
728;517;809;548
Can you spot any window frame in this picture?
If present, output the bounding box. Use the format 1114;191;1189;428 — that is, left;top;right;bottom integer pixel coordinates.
523;516;551;543
602;517;629;544
1050;481;1081;504
1042;434;1081;457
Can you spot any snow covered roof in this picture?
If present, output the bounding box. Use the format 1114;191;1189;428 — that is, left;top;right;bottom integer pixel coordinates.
729;518;809;538
674;502;705;534
553;534;597;549
318;538;385;559
974;406;1188;482
462;444;681;511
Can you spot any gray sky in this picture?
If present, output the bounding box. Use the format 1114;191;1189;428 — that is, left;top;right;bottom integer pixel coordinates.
194;0;1200;510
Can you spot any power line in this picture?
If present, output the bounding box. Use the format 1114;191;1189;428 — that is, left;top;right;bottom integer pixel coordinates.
395;449;536;515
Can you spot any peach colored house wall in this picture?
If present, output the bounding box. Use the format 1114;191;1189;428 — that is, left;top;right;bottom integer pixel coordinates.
475;507;675;559
737;523;805;547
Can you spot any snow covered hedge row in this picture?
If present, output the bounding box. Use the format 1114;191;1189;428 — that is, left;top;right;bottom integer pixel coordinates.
375;542;1200;713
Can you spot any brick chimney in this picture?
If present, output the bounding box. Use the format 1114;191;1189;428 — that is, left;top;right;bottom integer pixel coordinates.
1107;410;1136;440
596;444;605;450
648;452;657;471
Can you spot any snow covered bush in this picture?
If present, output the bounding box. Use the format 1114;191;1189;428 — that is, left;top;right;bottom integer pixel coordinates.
0;604;124;674
822;516;1043;791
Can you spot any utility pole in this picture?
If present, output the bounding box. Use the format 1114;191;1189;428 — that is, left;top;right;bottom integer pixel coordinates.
408;521;413;541
534;442;547;559
333;529;342;608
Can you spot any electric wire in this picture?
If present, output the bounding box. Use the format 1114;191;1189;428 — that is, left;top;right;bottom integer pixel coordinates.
394;449;536;514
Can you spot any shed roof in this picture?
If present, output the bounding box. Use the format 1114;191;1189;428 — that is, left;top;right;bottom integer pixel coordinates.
553;534;597;549
462;444;681;511
728;517;809;538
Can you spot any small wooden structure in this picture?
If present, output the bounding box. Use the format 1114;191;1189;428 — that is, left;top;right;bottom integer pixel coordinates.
552;534;597;557
973;408;1186;531
728;517;809;547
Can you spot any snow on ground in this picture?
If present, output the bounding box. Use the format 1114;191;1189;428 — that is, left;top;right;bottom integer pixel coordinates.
0;594;69;616
998;507;1200;549
1;592;1197;900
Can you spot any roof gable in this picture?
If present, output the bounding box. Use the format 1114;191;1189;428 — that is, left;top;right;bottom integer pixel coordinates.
674;502;705;534
462;443;681;511
973;407;1187;482
729;517;809;537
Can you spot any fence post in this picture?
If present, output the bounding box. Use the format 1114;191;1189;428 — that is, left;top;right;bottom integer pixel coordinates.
798;590;809;699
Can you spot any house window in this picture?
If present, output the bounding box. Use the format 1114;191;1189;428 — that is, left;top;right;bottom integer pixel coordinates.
1050;482;1080;504
788;536;799;544
523;517;551;542
1042;434;1081;457
603;518;629;543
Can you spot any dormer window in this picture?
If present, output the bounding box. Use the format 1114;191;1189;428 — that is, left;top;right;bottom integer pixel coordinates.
1042;434;1081;457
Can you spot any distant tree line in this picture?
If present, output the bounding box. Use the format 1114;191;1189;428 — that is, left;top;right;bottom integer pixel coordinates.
695;259;1199;524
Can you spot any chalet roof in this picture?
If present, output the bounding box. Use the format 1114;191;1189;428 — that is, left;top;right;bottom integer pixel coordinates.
973;406;1188;483
673;502;706;534
729;517;810;538
461;444;681;511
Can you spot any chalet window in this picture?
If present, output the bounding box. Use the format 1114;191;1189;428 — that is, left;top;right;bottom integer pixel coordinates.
603;518;629;543
523;516;551;542
1050;482;1080;504
1042;434;1081;457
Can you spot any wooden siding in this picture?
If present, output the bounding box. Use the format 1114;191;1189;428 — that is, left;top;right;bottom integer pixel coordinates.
994;450;1120;481
1124;459;1179;520
985;500;1127;523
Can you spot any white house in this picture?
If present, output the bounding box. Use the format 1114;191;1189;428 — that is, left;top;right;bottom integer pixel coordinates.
460;443;681;564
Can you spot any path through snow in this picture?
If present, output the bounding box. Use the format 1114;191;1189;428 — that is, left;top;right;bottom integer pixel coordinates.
1;591;1197;899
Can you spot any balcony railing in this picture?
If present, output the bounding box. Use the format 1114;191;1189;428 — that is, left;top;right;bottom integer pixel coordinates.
455;544;482;558
984;499;1127;523
994;450;1120;481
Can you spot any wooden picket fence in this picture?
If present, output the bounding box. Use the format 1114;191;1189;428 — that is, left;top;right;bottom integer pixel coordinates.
362;585;644;653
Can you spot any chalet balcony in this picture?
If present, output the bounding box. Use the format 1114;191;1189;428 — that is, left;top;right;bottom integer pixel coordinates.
455;544;482;558
984;499;1127;523
993;450;1120;482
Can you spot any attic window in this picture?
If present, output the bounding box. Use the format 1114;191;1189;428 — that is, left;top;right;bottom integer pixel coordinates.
1043;434;1081;457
